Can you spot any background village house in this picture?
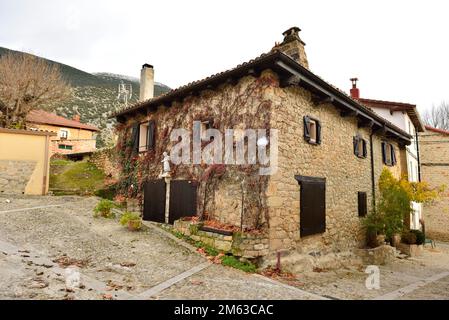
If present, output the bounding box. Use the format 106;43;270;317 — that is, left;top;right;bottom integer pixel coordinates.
419;125;449;241
26;109;99;158
349;80;426;230
111;27;412;268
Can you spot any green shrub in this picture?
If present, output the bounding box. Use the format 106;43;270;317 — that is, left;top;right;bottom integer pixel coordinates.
410;229;425;245
221;255;256;273
94;184;117;200
93;199;116;218
401;231;417;245
119;211;141;226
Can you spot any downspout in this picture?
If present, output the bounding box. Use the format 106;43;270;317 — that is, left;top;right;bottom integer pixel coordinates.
370;132;376;209
416;131;422;182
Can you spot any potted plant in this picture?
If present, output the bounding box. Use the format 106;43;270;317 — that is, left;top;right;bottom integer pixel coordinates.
93;199;117;218
120;212;142;231
397;229;425;257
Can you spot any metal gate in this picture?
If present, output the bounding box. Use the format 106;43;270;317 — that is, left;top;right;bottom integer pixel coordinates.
169;180;197;224
143;179;166;223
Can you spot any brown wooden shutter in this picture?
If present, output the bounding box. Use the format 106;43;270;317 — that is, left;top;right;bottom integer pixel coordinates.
358;192;367;217
391;144;397;165
303;116;310;142
131;123;140;154
147;120;155;150
316;120;322;145
353;136;359;157
295;176;326;237
381;142;387;164
362;139;367;158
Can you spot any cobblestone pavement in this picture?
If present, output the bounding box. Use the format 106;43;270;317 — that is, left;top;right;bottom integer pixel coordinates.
1;195;448;300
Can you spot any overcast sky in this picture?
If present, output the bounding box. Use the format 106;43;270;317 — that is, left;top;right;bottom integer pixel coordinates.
1;0;448;112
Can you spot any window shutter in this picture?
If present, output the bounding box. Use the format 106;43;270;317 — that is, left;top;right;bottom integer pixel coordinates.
131;123;140;154
303;116;310;141
391;144;397;166
147;120;155;150
316;120;322;145
358;192;367;217
362;139;367;158
353;136;359;157
381;142;387;164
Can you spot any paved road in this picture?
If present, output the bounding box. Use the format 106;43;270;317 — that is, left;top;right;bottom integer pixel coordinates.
1;195;448;300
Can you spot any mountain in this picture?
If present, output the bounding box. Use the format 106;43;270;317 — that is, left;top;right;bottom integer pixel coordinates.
0;47;171;147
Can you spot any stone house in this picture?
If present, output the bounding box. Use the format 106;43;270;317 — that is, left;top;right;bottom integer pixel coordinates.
0;127;56;195
419;125;449;241
26;109;99;156
112;27;411;263
348;81;426;229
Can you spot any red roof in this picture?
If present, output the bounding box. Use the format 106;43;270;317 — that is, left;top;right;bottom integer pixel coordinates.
425;125;449;135
358;98;425;132
26;110;100;132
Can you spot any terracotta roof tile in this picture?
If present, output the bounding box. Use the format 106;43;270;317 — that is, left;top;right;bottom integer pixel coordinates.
424;125;449;135
26;110;100;132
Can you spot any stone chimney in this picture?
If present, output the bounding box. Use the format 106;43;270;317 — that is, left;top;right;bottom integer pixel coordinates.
275;27;309;69
350;78;360;99
73;114;80;122
139;63;154;101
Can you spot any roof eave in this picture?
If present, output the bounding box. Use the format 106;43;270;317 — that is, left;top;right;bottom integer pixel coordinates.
112;51;411;144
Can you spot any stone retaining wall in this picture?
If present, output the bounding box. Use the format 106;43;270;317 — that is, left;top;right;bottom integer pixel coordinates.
173;219;269;259
88;147;119;179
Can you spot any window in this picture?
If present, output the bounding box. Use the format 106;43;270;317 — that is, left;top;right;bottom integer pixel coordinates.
381;142;397;166
358;192;367;217
60;129;68;139
58;144;73;150
295;175;326;237
353;135;367;158
137;120;155;152
303;116;321;145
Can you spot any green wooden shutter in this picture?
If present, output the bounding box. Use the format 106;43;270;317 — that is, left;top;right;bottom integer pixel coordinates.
316;120;322;145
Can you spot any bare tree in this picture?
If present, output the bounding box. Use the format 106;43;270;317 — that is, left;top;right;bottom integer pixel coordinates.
422;102;449;130
0;52;71;128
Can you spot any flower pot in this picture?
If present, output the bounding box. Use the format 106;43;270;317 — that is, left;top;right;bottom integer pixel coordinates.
376;234;386;246
127;220;142;231
391;234;401;248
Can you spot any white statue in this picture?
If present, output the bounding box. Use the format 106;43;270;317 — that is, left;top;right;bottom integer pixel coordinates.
162;152;171;173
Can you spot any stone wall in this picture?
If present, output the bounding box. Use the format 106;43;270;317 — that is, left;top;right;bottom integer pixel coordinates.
118;72;274;228
88;147;120;180
265;78;406;255
419;130;449;241
0;160;37;194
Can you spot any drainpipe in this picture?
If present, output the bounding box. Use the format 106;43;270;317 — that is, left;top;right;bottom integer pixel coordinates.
416;131;422;182
370;132;376;209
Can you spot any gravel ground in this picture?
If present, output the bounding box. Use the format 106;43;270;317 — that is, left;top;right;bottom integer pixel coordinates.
1;195;449;300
